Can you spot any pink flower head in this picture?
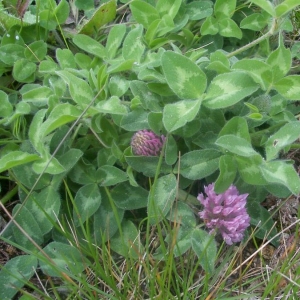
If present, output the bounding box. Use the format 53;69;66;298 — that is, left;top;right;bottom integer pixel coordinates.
131;130;165;156
197;183;250;245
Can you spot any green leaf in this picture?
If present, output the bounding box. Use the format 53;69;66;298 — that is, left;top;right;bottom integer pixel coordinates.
73;183;101;226
72;34;106;58
0;44;25;65
274;75;300;100
275;0;300;17
214;0;236;19
266;40;291;82
0;11;34;31
218;18;242;39
25;187;61;235
79;0;116;35
191;228;216;273
248;0;275;16
56;49;76;69
56;70;94;106
69;162;97;185
176;149;221;180
248;202;278;246
200;16;219;35
214;155;237;193
21;85;53;106
40;242;89;277
148;174;177;224
125;155;172;177
161;51;207;99
107;58;135;74
54;0;70;24
240;12;269;31
210;50;230;69
122;25;145;62
93;192;124;243
235;156;267;185
265;122;300;161
148;112;163;133
112;183;149;209
0;151;39;173
24;40;47;62
12;164;51;190
106;24;126;59
0;255;37;300
144;19;161;44
51;149;83;189
218;116;251;142
12;205;44;251
39;60;59;73
28;109;47;154
95;96;128;115
156;0;181;19
165;226;193;257
186;1;213;21
232;59;272;90
204;72;259;109
216;135;259;157
120;108;149;131
130;0;160;28
110;220;143;259
165;134;178;165
109;76;129;97
0;90;13;118
260;160;300;195
46;75;67;98
40;103;81;136
74;53;92;70
166;202;196;227
130;80;161;112
75;0;94;10
163;99;201;132
32;156;66;175
97;165;128;186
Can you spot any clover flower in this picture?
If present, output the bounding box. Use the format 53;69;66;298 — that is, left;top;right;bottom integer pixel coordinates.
197;183;250;245
131;130;165;156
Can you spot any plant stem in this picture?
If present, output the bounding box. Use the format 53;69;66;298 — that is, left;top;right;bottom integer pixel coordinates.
0;185;18;205
226;17;278;58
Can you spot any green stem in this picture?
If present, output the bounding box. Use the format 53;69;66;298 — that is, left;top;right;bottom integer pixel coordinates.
0;185;18;205
226;17;278;58
290;143;300;149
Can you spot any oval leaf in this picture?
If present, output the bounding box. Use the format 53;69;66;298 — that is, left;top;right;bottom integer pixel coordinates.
265;121;300;161
162;51;207;99
176;149;221;180
73;183;101;226
0;151;39;173
216;135;259;157
0;255;37;300
40;242;89;277
260;161;300;195
163;99;201;132
110;220;143;259
148;174;177;224
204;72;258;109
191;228;216;273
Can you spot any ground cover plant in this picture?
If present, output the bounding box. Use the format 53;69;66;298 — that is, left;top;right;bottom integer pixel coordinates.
0;0;300;299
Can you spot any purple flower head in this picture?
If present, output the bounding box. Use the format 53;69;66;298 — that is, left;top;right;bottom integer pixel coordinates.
197;183;250;245
131;130;165;156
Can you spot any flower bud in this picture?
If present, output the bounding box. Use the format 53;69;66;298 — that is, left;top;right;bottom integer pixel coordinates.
131;130;165;156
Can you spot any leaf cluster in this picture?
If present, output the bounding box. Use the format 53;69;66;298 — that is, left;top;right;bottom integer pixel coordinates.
0;0;300;298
